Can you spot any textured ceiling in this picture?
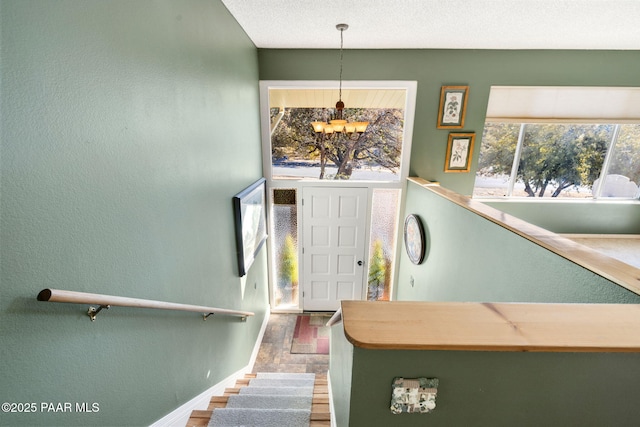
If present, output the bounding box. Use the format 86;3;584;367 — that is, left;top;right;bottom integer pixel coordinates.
221;0;640;50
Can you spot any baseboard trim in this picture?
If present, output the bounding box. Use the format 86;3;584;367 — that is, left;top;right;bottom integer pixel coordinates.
149;369;240;427
150;308;271;426
247;307;271;371
327;369;336;427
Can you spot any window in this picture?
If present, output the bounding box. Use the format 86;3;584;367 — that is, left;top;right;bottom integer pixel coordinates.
474;123;640;199
260;81;417;309
474;87;640;200
268;88;407;181
367;189;400;301
604;125;640;197
271;188;298;308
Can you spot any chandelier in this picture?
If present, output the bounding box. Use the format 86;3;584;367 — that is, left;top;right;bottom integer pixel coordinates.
311;24;369;135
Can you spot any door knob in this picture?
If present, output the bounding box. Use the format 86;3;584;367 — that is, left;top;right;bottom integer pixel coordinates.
357;260;363;266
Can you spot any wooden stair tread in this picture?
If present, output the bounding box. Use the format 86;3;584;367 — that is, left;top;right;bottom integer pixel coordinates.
235;379;250;387
312;403;330;412
223;387;241;395
187;372;332;426
310;412;332;421
207;396;229;410
185;410;212;427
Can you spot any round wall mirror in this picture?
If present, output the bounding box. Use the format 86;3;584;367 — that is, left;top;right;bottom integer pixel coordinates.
404;214;426;265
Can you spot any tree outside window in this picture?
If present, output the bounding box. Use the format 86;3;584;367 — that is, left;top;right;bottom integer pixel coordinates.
271;108;404;181
474;123;640;199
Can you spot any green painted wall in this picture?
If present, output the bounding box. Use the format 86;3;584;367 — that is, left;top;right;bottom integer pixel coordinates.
332;317;640;426
262;48;640;426
482;200;640;234
397;181;640;303
346;346;640;427
258;48;640;233
329;321;354;427
0;1;267;426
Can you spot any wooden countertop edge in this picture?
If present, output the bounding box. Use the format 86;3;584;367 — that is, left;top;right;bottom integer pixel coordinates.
341;338;640;353
407;177;640;296
340;300;640;353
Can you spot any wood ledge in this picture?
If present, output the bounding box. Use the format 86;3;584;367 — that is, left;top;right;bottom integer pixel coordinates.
341;300;640;352
407;177;640;296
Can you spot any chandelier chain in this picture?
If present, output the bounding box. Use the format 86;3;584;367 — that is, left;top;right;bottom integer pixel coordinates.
309;23;368;136
339;27;344;101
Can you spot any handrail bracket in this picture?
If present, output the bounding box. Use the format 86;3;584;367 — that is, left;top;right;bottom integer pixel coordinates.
88;305;110;321
203;312;247;322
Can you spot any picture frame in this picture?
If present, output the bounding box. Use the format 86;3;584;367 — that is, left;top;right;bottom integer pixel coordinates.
233;178;268;277
444;132;475;173
403;214;426;265
437;85;469;129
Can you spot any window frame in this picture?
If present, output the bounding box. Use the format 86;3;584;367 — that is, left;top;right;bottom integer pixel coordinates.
259;81;418;310
259;80;417;188
475;118;640;201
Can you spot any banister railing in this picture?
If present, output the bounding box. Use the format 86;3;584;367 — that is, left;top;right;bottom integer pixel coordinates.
407;177;640;296
37;288;255;322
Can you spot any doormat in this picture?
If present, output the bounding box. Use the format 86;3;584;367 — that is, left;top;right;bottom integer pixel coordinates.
290;313;332;354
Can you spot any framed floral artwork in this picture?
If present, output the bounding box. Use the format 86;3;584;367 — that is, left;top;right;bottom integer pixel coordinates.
444;132;475;173
437;85;469;129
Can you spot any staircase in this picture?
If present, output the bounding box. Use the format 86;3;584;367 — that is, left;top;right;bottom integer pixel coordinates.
187;372;330;427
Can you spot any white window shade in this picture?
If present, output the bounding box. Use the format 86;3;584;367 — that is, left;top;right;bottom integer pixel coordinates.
486;86;640;122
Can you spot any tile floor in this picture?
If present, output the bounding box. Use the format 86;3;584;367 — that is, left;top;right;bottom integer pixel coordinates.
252;313;330;375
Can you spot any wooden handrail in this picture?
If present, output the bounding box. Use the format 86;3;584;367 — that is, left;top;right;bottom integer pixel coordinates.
37;288;254;321
407;177;640;296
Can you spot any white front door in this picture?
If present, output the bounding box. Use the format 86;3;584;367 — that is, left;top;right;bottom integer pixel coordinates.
302;187;368;311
